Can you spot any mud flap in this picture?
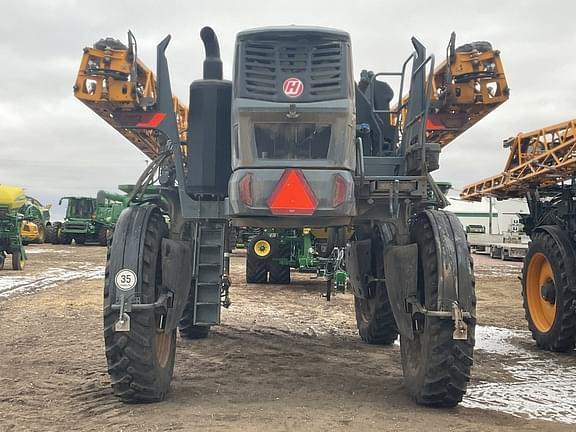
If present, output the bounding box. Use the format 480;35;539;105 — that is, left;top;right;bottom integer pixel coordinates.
161;238;192;332
346;239;372;298
383;244;418;339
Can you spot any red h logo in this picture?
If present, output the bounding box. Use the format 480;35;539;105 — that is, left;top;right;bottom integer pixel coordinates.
282;77;304;98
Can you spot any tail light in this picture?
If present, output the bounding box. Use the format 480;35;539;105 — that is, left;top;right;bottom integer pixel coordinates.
239;174;253;206
333;174;347;207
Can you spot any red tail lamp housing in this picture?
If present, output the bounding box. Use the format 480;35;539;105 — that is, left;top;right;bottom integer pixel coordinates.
267;169;318;215
239;173;253;206
333;173;347;207
113;111;166;128
425;114;446;131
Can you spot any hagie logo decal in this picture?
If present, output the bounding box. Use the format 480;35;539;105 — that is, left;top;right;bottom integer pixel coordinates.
282;77;304;98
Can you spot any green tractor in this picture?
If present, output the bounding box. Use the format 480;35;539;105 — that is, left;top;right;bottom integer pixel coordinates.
246;227;348;299
20;196;51;245
0;185;27;270
51;191;127;245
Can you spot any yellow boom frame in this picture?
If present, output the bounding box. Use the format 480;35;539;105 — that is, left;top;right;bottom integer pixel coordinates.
74;38;188;159
461;119;576;200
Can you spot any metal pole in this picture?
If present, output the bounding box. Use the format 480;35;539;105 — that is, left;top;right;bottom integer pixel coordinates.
488;196;493;235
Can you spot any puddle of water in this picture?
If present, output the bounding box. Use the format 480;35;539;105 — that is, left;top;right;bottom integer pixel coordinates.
0;265;105;299
463;325;576;424
24;248;51;254
25;248;72;254
475;325;523;355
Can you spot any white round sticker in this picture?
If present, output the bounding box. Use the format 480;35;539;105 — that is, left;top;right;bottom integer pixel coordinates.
115;269;137;291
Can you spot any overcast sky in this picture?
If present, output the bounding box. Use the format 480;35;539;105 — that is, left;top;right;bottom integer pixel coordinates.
1;0;574;219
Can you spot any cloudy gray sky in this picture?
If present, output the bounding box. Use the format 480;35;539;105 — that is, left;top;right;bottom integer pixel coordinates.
1;0;574;219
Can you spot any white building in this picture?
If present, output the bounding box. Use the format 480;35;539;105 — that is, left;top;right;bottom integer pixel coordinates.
445;196;529;235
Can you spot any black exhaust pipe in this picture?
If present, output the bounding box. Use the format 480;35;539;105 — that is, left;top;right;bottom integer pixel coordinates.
200;26;222;80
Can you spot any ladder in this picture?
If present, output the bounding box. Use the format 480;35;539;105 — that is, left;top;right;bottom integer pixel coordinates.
192;221;227;325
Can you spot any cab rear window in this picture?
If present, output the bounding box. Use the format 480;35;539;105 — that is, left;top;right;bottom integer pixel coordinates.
254;123;331;160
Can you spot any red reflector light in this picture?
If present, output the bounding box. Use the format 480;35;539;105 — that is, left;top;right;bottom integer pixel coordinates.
136;113;166;128
426;114;446;131
333;174;347;207
239;174;253;206
267;169;318;215
113;112;166;128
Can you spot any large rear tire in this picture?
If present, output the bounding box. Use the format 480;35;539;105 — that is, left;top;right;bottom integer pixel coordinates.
103;208;176;402
246;253;268;283
45;225;55;244
401;212;475;407
354;224;398;345
35;222;45;244
269;243;291;284
246;236;270;284
522;229;576;352
98;227;111;246
51;222;64;244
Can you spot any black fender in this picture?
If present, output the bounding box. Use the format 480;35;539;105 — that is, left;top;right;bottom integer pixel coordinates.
426;210;475;315
383;210;475;340
107;205;192;332
108;206;159;306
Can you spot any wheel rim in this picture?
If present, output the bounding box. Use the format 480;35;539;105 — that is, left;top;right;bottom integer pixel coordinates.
254;239;271;257
526;252;557;333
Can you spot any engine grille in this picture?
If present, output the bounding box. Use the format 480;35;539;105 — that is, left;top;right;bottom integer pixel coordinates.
64;222;88;232
240;40;346;101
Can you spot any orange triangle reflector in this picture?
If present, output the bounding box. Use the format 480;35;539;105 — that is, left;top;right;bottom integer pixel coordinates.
267;169;318;215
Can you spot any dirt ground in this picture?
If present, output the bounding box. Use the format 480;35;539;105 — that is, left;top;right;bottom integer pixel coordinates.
0;245;574;431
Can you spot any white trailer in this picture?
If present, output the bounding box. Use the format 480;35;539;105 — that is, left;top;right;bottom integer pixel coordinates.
488;242;528;261
467;232;528;261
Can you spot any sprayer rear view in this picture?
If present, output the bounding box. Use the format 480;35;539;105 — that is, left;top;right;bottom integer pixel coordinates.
74;26;508;406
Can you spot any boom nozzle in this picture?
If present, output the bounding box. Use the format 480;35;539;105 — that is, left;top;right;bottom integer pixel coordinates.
200;26;222;80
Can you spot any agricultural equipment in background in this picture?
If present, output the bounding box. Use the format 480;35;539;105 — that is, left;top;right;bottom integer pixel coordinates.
20;196;51;244
462;118;576;352
0;185;27;270
246;227;348;299
229;226;259;248
51;191;127;245
75;27;508;406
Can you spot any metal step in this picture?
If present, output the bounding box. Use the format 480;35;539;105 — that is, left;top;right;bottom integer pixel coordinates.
192;221;226;325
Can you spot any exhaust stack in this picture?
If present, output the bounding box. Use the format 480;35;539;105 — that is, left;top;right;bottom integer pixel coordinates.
200;26;222;80
185;26;232;199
